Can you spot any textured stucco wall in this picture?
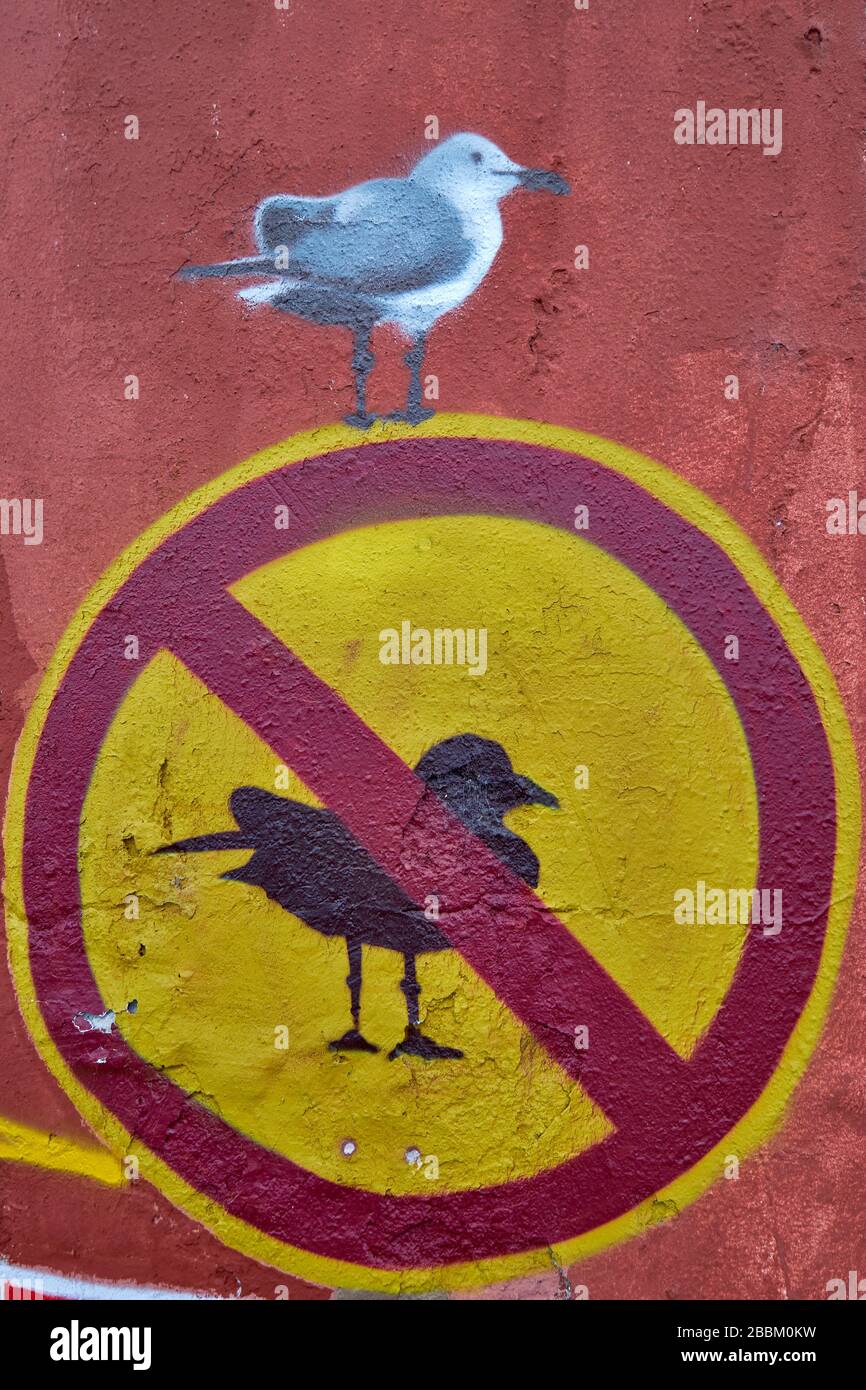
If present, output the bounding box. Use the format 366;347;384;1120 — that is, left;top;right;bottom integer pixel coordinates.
1;0;865;1299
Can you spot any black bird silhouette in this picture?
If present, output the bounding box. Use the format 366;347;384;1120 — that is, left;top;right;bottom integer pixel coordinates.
155;734;558;1060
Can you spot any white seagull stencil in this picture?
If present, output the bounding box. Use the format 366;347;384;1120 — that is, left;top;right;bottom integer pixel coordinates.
177;133;569;427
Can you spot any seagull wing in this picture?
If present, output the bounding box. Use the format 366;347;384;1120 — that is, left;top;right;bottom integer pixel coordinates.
223;787;420;919
277;178;473;295
221;787;446;950
254;193;342;253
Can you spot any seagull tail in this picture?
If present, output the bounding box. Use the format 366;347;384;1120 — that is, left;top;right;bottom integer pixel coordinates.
153;831;251;854
175;255;280;282
236;281;294;306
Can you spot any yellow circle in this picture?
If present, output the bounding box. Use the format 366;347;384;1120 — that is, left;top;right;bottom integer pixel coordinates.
79;514;756;1193
3;415;860;1293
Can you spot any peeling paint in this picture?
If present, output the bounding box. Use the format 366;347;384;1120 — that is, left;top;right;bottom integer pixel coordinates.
71;1000;138;1035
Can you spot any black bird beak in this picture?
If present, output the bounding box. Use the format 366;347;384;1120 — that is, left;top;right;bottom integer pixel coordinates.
514;774;560;809
516;167;571;195
154;831;251;854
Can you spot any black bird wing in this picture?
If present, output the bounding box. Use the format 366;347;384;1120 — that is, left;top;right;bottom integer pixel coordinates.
217;787;448;954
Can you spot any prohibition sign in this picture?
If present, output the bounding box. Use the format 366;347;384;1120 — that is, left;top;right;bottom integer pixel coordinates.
5;416;858;1292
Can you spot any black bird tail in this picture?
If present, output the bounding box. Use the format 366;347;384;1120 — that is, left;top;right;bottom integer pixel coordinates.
154;831;251;854
176;256;281;281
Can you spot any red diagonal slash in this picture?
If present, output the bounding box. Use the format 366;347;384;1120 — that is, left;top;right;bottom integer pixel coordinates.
162;585;689;1131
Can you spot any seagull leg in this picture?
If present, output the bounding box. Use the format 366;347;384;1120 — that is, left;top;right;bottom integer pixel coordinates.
388;334;435;425
344;325;379;430
328;939;379;1053
388;952;463;1061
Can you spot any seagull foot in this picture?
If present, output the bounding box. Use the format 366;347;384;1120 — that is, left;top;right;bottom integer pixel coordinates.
388;1026;463;1061
328;1029;380;1054
344;411;380;431
387;406;435;426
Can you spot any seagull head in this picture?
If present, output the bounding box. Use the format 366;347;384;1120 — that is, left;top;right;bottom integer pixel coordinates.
415;733;559;825
411;133;570;209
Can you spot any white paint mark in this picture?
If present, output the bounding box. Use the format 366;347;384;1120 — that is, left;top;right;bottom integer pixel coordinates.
72;999;138;1034
73;1010;115;1034
0;1260;216;1301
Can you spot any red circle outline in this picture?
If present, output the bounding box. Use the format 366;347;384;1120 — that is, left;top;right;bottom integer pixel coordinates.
21;436;836;1269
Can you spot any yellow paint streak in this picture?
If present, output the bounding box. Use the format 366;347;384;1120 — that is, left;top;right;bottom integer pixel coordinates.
0;1115;122;1185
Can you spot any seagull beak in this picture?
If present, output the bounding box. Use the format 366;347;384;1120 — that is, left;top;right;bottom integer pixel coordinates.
516;167;571;195
514;774;560;809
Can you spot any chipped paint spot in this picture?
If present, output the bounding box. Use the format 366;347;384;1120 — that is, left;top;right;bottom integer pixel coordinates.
71;1000;138;1034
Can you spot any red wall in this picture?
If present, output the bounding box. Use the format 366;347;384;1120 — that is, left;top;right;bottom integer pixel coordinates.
1;0;864;1299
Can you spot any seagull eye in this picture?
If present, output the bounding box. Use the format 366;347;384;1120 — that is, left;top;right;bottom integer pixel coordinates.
471;150;483;165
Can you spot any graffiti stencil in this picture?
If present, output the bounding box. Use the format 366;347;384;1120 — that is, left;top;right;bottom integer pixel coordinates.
156;734;558;1061
4;418;858;1293
177;134;569;426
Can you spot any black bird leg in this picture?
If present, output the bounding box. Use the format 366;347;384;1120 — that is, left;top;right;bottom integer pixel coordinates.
388;334;435;426
344;325;378;430
328;939;379;1053
388;952;463;1061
